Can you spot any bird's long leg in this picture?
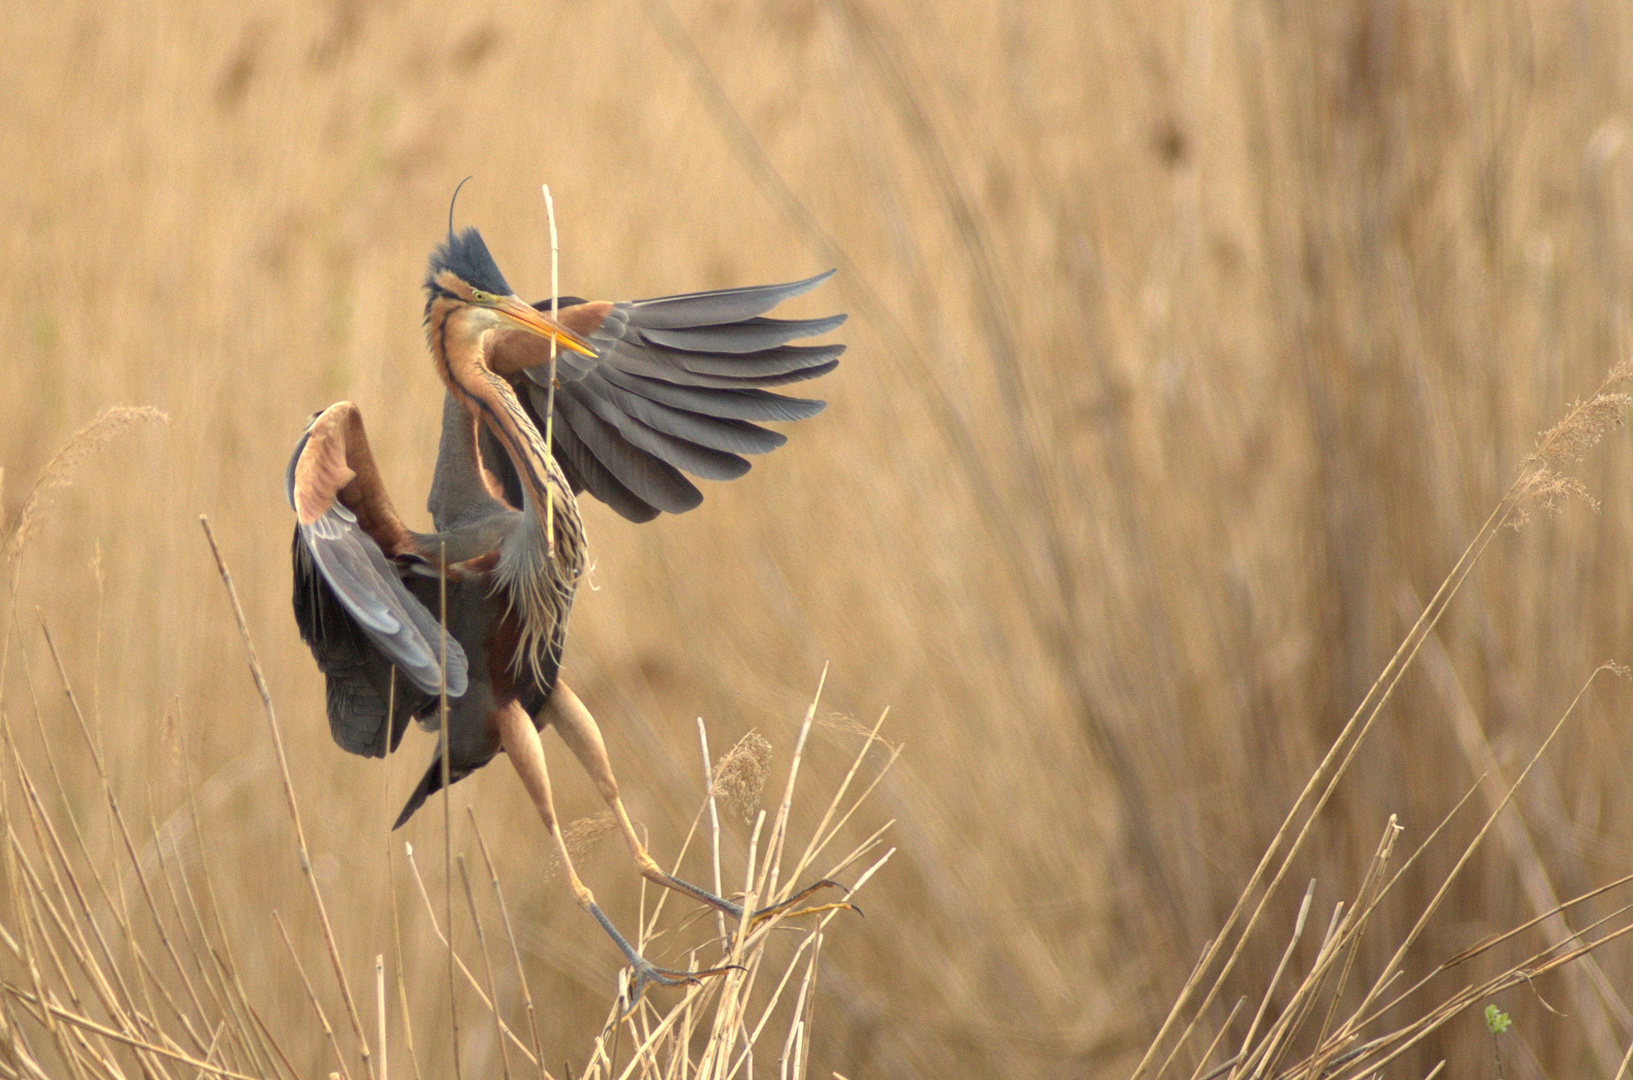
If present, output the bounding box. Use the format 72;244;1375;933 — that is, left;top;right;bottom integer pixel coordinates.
495;702;736;1013
541;681;853;927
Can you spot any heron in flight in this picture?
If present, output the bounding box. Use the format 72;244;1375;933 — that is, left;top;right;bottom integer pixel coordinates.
287;221;844;1005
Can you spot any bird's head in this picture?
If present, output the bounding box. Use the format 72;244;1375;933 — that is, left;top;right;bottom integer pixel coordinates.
424;226;596;359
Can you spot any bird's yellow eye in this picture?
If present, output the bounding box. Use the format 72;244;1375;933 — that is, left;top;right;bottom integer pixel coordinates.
471;289;491;303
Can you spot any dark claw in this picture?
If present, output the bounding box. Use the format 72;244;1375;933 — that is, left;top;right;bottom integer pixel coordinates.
618;960;742;1019
748;878;858;927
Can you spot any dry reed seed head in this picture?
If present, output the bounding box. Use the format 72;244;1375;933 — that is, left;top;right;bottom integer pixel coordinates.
545;812;618;879
1515;468;1597;520
1524;359;1633;472
3;405;169;560
1512;364;1633;518
815;710;899;752
711;731;773;822
1528;392;1632;468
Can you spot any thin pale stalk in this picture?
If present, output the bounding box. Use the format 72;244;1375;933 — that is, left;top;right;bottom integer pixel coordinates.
381;704;423;1080
1342;666;1605;1035
1185;999;1244;1080
1411;589;1633;1051
375;957;386;1080
1352;898;1633;1044
1227;880;1313;1080
763;668;825;899
0;726;140;1040
468;813;546;1080
1307;821;1409;1075
149;808;233;1044
401;844;540;1067
697;720;726;944
1286;906;1633;1078
775;933;819;1080
12;863;95;1080
1615;1031;1633;1080
785;743;901;889
1142;487;1521;1079
456;857;510;1080
4;801;178;1072
199;518;374;1080
39;611;214;1035
692;811;762;1080
725;848;894;1080
1443;870;1633;969
183;745;292;1080
5;987;254;1080
786;708;890;888
437;546;461;1080
541;184;559;559
13;618;148;1024
161;827;258;1078
274;911;351;1080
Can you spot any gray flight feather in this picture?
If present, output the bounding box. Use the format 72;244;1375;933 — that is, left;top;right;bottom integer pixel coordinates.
639;313;847;354
587;373;787;455
509;271;841;522
619;270;836;329
551;386;704;513
597;369;826;422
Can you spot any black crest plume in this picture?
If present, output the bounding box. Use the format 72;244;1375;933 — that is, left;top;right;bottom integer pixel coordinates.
426;177;512;298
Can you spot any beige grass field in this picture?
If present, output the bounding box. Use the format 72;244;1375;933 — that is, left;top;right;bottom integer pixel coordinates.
5;0;1633;1076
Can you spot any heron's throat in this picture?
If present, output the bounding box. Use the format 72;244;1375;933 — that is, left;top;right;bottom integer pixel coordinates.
431;304;587;687
438;321;582;550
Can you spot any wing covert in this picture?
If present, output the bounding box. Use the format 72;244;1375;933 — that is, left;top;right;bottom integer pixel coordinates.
287;404;469;731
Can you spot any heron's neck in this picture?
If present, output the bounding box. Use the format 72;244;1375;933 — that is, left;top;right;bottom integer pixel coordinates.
433;311;581;564
428;392;509;530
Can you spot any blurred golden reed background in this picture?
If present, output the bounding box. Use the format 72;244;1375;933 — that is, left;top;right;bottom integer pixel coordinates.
5;0;1633;1076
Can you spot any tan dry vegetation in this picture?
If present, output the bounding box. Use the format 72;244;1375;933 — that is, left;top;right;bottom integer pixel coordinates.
4;0;1633;1076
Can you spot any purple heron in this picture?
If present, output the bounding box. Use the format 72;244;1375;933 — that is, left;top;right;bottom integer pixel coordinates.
287;223;844;1004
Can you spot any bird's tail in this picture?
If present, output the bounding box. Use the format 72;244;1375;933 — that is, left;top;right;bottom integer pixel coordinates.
394;753;460;829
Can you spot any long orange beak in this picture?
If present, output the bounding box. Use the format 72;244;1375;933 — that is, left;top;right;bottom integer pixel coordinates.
493;295;597;357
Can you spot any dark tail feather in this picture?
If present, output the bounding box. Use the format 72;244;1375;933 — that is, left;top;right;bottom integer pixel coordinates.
393;754;445;830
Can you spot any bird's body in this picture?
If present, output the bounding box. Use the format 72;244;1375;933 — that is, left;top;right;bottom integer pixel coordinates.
287;219;845;1007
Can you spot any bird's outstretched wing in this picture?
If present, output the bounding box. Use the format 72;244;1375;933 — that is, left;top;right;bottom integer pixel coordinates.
288;401;468;757
485;271;844;522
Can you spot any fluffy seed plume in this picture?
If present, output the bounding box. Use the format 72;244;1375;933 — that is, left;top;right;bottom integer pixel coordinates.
818;709;901;752
711;730;773;822
545;812;618;880
1515;360;1633;517
3;405;169;562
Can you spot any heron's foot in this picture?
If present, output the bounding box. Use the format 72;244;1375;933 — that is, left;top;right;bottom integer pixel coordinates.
748;879;860;929
637;866;746;917
617;958;741;1019
642;868;857;929
586;901;741;1018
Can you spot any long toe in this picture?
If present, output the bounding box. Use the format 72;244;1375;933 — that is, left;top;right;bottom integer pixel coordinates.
645;868;746;920
619;958;742;1019
749;878;857;928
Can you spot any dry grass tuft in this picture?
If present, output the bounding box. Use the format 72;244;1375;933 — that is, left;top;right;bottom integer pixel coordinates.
1;406;167;563
583;685;894;1080
1135;365;1633;1080
1516;361;1633;516
544;813;620;881
709;732;772;823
